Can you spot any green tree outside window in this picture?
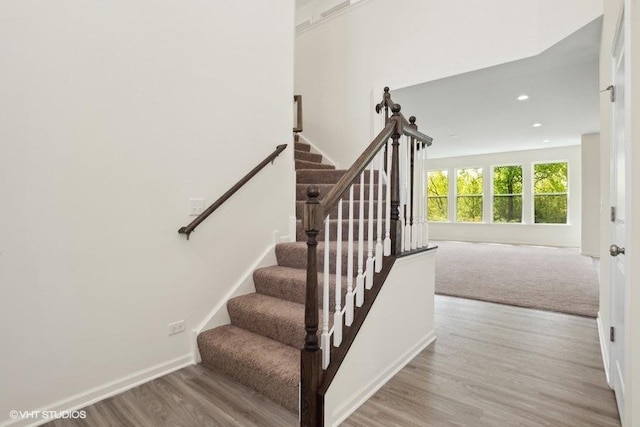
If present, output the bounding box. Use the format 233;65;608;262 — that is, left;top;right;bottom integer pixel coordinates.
427;170;448;221
457;168;483;222
534;162;568;224
493;165;523;223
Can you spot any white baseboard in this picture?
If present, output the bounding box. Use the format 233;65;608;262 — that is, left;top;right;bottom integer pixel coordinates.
0;354;193;427
330;331;436;426
597;313;612;387
297;134;339;168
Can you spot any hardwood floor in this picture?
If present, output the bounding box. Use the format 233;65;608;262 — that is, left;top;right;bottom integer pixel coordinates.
344;296;620;427
45;296;619;427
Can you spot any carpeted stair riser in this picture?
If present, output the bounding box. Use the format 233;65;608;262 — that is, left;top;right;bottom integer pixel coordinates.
294;142;311;152
227;293;307;348
294;150;323;163
197;325;299;413
276;242;365;277
296;183;379;201
295;160;335;170
253;266;348;306
296;170;380;185
295;200;379;220
296;219;377;242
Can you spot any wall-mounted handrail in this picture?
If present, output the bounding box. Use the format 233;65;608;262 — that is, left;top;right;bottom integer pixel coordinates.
178;144;288;240
294;95;303;133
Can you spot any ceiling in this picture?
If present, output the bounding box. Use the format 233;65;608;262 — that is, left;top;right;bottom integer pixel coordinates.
394;18;602;159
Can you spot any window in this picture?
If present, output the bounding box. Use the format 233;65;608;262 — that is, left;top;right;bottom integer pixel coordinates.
493;165;523;223
534;162;568;224
456;168;483;222
427;170;448;221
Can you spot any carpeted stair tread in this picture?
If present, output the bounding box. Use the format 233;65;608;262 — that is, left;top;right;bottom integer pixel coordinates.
294;142;311;152
276;241;362;276
295;160;335;170
295;219;375;242
295;200;378;219
197;325;299;413
296;169;379;185
294;150;323;163
296;183;379;201
227;293;306;348
254;265;347;306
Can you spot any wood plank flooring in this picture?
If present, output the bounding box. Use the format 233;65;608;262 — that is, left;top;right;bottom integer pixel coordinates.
45;296;619;427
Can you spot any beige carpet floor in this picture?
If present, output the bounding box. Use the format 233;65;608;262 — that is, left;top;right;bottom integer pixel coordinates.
434;241;600;317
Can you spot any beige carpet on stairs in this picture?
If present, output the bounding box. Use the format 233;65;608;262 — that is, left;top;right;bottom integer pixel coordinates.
434;241;599;317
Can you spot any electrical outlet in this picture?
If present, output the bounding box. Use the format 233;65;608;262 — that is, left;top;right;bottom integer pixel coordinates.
168;320;185;336
189;199;205;216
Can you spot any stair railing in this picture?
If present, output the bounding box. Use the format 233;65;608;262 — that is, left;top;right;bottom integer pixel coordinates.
178;144;288;240
300;87;433;426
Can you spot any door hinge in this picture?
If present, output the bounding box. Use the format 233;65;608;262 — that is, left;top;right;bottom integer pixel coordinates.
611;206;616;222
602;85;615;102
610;326;615;342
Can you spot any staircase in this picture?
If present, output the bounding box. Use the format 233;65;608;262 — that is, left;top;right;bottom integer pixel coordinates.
197;140;352;414
195;90;433;426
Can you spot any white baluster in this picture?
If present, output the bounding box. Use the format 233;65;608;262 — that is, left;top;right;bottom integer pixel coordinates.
411;138;418;250
384;141;392;256
375;150;384;272
404;136;411;251
416;141;424;248
356;172;365;307
423;145;429;246
399;137;406;252
321;216;330;369
345;186;355;326
334;199;343;347
366;160;375;289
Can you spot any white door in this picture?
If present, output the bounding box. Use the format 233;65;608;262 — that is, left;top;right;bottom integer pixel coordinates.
610;14;627;422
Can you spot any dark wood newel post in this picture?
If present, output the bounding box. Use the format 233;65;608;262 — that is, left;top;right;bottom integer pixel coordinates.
390;105;403;255
301;185;322;427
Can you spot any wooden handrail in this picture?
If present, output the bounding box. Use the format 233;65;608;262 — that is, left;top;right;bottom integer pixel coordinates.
319;122;395;219
375;87;432;145
178;144;288;240
294;95;303;133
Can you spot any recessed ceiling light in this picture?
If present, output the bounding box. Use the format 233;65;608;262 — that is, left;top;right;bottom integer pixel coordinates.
543;139;550;143
449;134;458;138
532;123;542;127
517;95;529;101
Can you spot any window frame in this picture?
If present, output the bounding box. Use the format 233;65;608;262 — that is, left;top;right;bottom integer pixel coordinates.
491;164;524;224
532;160;569;225
426;169;449;222
455;166;484;223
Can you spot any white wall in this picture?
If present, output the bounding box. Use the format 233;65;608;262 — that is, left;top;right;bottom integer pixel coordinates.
324;250;436;426
295;0;602;166
581;133;601;256
427;146;581;247
0;1;294;425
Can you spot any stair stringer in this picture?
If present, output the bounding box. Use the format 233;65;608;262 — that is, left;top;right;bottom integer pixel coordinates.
323;248;438;426
297;133;339;169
